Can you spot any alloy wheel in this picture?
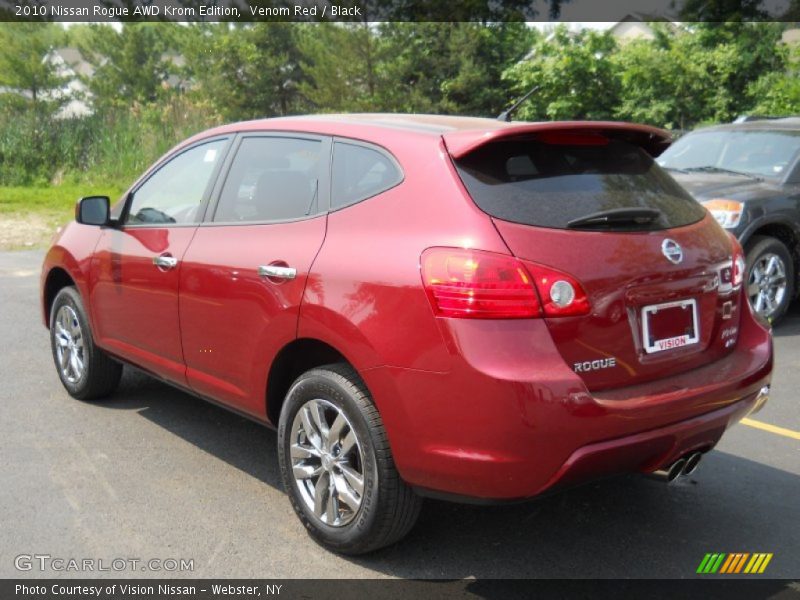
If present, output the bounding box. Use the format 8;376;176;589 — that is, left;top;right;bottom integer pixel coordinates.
54;305;85;383
748;252;787;320
289;398;365;527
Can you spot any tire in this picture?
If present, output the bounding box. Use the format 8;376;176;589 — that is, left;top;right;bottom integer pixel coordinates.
745;235;794;325
278;364;422;555
49;286;122;400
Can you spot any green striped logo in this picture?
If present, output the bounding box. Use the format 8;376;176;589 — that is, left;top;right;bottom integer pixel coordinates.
697;553;773;574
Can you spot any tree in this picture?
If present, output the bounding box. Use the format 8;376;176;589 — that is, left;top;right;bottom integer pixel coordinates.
297;23;385;112
0;23;65;107
78;24;181;109
748;45;800;115
187;23;307;120
502;27;620;121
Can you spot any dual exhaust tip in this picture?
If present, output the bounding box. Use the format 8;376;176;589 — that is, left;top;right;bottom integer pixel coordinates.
651;451;703;484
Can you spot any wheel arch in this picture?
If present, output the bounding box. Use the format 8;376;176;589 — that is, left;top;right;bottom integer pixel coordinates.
266;337;356;426
42;266;77;328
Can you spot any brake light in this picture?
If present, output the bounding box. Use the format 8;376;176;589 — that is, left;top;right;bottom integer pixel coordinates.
420;248;591;319
420;248;540;318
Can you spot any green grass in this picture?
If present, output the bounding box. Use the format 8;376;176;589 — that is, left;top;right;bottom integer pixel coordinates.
0;183;126;217
0;182;128;250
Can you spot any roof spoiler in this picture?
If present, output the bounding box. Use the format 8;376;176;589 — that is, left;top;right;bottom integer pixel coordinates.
443;121;673;159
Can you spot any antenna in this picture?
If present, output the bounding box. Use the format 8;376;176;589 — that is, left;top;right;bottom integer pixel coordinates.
496;85;541;122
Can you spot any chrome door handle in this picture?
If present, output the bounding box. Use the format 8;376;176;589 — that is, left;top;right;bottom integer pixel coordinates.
258;265;297;280
153;255;178;270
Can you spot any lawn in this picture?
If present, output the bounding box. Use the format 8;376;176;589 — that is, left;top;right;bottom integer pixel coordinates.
0;183;125;250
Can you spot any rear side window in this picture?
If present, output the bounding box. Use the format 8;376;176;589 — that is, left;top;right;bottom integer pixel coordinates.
331;141;402;209
214;137;322;223
454;138;706;231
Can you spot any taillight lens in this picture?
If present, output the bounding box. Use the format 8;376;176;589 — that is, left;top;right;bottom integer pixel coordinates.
525;262;591;317
730;234;746;288
420;248;540;318
420;248;590;319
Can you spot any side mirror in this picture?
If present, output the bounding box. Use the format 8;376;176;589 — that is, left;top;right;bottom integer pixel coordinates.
76;196;110;226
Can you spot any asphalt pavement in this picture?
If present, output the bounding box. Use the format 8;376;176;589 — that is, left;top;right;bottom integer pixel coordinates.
1;249;798;579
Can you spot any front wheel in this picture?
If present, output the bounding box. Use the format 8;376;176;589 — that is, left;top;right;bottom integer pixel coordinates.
49;286;122;400
277;364;422;555
745;236;794;325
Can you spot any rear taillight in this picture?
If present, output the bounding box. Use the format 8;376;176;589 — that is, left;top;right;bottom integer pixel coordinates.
730;233;746;288
420;248;590;319
420;248;540;318
525;262;591;317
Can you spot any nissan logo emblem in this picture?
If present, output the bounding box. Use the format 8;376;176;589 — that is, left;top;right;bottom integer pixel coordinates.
662;239;683;264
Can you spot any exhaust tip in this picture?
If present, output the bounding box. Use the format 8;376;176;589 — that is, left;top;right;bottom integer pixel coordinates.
666;458;687;483
683;452;702;476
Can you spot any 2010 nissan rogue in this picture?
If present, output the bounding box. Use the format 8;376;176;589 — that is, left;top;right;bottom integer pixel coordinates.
40;114;773;554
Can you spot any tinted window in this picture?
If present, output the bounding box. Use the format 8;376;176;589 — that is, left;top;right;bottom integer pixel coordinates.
331;142;402;209
126;140;225;226
214;137;322;222
455;138;706;231
658;129;800;178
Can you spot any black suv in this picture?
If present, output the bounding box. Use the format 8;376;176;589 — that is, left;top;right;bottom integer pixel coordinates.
658;117;800;324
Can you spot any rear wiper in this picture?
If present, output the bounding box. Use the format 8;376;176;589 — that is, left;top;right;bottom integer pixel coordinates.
567;207;663;230
683;166;763;181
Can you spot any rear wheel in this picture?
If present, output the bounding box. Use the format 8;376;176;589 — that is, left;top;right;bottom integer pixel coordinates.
745;236;794;324
49;286;122;400
278;364;421;555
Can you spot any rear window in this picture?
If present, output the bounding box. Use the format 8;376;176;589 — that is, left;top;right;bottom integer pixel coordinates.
454;138;706;231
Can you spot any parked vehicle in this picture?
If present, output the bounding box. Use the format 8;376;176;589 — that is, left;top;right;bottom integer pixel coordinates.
658;117;800;323
41;115;773;554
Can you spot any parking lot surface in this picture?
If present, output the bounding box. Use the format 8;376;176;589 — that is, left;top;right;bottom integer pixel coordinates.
1;250;798;579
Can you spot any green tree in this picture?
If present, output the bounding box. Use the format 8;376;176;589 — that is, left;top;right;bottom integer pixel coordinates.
374;23;534;115
298;23;386;112
187;23;307;120
0;22;65;107
502;26;620;121
78;24;181;109
748;45;800;115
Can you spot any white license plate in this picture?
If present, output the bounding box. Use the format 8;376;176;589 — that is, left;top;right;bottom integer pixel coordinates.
642;299;699;354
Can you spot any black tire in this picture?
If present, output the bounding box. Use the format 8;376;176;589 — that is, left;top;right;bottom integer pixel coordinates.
49;286;122;400
277;363;422;555
745;235;794;325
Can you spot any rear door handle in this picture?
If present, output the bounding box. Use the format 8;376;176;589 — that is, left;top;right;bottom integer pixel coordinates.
153;255;178;270
258;265;297;280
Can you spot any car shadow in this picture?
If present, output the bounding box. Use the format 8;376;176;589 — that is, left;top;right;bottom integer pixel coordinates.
103;367;799;579
773;301;800;337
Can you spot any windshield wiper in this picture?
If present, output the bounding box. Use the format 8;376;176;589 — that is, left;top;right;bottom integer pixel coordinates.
567;207;663;230
682;166;763;181
661;165;690;174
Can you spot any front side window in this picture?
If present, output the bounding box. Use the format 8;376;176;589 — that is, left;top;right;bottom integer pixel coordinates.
125;140;226;226
214;137;322;223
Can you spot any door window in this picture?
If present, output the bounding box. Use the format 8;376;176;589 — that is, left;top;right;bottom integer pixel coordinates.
214;137;323;223
125;140;226;226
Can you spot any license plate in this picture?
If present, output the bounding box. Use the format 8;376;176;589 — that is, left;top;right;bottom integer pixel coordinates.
642;299;699;354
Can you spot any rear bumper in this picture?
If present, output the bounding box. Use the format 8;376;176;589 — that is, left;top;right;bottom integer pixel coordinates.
362;297;772;501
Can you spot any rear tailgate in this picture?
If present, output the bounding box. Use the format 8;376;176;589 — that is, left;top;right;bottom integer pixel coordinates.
445;122;743;391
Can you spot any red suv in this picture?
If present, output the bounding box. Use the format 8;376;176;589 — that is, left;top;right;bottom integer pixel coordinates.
41;115;773;554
